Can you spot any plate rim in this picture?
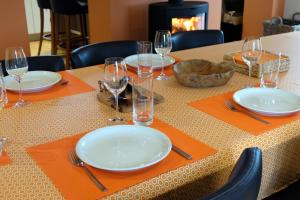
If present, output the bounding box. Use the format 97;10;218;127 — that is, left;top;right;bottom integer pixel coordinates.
233;88;300;116
75;125;172;172
4;71;62;93
124;53;175;69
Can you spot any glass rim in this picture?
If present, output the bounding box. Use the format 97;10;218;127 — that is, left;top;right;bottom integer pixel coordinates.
104;57;124;63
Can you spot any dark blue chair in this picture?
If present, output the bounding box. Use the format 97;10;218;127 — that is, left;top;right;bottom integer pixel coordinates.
1;55;65;76
201;147;262;200
171;30;224;52
71;40;138;68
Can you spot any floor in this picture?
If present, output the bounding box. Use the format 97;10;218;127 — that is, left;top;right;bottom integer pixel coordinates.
263;179;300;200
29;40;65;57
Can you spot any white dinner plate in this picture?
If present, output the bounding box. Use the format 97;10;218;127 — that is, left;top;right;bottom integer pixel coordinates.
4;71;62;93
124;54;176;69
76;125;172;172
233;88;300;116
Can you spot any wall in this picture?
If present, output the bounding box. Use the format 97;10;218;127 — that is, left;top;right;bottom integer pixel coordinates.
24;0;51;34
0;1;30;59
88;0;222;43
284;0;300;20
242;0;285;38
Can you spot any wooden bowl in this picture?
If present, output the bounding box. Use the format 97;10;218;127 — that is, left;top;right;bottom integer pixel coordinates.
173;59;234;88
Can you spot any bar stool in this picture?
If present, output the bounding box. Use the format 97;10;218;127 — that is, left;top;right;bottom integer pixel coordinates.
49;0;88;68
37;0;52;55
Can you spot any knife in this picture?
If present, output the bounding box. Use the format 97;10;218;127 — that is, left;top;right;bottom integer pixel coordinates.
172;145;192;160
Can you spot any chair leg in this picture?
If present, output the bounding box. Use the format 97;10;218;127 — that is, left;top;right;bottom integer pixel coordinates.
64;15;71;69
80;14;88;45
38;8;44;56
51;11;58;55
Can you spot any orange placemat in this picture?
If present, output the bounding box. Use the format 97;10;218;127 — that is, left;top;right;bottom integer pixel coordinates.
189;92;300;136
126;56;181;78
27;119;216;200
6;71;95;106
0;152;11;166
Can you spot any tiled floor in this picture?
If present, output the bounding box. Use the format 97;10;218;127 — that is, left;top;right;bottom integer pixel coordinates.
263;179;300;200
29;40;65;57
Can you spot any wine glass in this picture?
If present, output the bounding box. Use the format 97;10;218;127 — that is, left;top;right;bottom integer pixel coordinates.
5;47;29;108
154;30;172;80
242;37;262;87
103;57;128;123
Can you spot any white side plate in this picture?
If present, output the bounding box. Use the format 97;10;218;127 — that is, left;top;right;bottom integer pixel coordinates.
233;88;300;116
124;54;175;69
4;71;62;93
76;125;172;172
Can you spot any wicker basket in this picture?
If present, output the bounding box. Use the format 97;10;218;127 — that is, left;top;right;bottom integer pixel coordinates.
263;14;300;36
223;51;289;78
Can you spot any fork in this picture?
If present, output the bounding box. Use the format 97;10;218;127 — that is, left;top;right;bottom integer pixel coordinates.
224;100;271;125
68;151;107;192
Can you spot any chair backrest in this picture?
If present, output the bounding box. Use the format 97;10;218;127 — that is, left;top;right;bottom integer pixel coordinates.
50;0;88;15
201;147;262;200
171;30;224;52
1;55;65;76
71;40;138;69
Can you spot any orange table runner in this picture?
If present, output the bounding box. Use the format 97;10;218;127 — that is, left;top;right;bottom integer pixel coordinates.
0;152;11;166
189;91;300;136
27;119;216;200
6;71;95;106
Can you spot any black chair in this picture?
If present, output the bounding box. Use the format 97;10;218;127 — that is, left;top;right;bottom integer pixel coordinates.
1;56;65;76
50;0;88;68
201;147;262;200
171;30;224;52
71;40;138;68
36;0;52;55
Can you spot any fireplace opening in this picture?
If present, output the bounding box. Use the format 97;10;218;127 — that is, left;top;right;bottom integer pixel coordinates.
171;14;205;34
148;1;209;42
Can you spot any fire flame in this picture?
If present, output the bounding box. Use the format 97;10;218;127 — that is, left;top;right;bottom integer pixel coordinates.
171;15;205;34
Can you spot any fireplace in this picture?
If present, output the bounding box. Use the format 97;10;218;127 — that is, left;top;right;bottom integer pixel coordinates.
148;1;209;42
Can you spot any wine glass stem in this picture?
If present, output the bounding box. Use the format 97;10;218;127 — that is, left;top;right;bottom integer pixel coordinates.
114;93;119;119
17;77;24;103
160;55;165;76
248;65;252;84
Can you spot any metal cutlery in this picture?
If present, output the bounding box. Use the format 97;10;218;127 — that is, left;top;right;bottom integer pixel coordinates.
68;151;107;192
172;145;192;160
224;100;271;125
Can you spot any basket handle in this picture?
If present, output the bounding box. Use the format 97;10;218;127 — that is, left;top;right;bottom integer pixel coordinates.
271;16;283;25
292;12;300;23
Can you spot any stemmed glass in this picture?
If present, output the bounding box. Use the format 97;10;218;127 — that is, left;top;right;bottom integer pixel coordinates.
154;30;172;80
242;37;262;87
103;57;128;123
5;47;29;108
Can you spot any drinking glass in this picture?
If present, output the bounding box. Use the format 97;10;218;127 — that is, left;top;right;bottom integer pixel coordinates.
154;30;172;80
103;57;128;122
242;37;262;87
5;47;29;108
260;52;281;88
132;74;154;126
138;41;153;75
0;63;8;109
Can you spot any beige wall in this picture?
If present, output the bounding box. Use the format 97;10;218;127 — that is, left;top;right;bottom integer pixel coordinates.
0;0;30;60
88;0;222;43
243;0;285;38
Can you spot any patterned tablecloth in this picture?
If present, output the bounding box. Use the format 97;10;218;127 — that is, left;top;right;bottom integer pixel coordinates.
0;32;300;200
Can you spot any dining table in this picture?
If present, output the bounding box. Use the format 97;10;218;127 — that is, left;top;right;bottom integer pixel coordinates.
0;31;300;200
